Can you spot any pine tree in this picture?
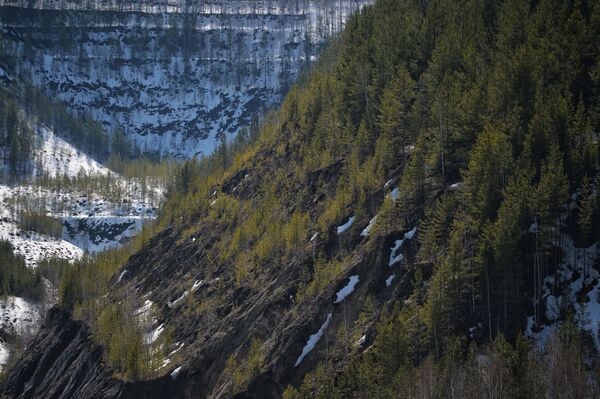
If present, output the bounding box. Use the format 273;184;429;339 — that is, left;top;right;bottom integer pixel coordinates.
59;266;80;311
490;171;532;336
246;338;265;379
463;126;512;228
419;193;457;264
576;176;596;279
376;65;415;175
577;176;595;247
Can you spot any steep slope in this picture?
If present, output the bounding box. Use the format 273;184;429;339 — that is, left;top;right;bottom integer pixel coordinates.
0;297;44;374
0;73;163;375
2;147;421;398
2;0;600;398
2;307;181;399
31;126;110;179
0;0;370;158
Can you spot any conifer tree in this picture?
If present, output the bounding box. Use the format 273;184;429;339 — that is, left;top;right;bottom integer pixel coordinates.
376;65;415;175
463;126;512;228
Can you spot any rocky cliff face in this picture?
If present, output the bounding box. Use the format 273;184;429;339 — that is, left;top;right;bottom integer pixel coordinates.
0;0;369;158
1;142;423;398
1;307;182;399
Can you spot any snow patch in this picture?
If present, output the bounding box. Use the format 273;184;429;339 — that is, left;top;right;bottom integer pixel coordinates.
0;296;43;372
170;366;182;380
334;275;360;304
0;296;42;338
356;334;366;347
337;216;354;235
169;342;184;356
192;280;203;291
545;295;560;321
361;215;377;237
135;299;153;318
294;313;332;367
389;240;404;267
145;323;164;345
0;65;12;82
388;227;417;267
169;290;190;308
0;341;9;372
118;270;128;283
389;187;399;201
160;358;171;369
525;220;600;349
385;274;396;287
525;316;557;351
404;227;417;240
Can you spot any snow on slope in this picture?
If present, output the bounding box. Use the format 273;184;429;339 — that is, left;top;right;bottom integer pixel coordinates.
62;216;146;253
526;236;600;350
0;118;161;257
0;125;161;372
337;216;355;235
0;185;83;266
525;194;600;351
0;0;367;16
361;215;377;237
33;125;111;178
0;341;8;371
334;275;359;304
294;313;332;367
0;296;42;338
0;221;83;267
0;296;44;372
0;182;159;258
0;1;371;158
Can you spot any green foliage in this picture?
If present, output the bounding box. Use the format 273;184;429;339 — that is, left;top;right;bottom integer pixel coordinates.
27;0;599;392
38;257;71;287
0;240;44;300
462;126;513;227
283;211;310;254
486;172;534;336
223;338;266;395
279;0;600;395
0;88;34;178
397;130;431;214
58;264;81;311
419;193;458;263
17;209;63;239
375;65;416;176
45;221;163;378
96;303;169;380
576;175;598;246
425;216;474;357
300;256;344;300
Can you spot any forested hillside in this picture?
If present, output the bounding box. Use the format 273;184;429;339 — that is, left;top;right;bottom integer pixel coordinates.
2;0;600;398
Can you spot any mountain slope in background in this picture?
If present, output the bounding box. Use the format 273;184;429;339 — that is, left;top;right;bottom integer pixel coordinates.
0;0;370;158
